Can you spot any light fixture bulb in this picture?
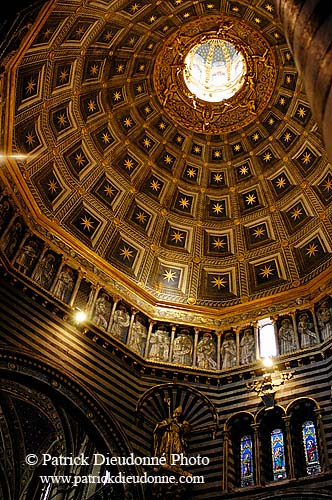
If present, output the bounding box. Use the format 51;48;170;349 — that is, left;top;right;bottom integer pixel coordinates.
74;309;87;323
262;357;273;368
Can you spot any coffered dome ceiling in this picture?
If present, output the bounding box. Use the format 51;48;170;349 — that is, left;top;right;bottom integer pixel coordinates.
3;0;332;317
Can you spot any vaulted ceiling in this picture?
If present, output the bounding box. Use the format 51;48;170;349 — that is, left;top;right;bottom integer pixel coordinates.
3;0;332;317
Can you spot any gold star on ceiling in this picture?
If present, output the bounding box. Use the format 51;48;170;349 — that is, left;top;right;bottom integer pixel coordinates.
212;202;224;214
101;132;111;144
213;150;222;158
113;91;122;101
253;226;265;238
120;246;134;260
302;152;312;164
263;152;273;162
163;269;177;282
179;197;190;209
76;26;86;38
104;184;115;197
183;12;190;18
25;131;35;146
116;64;125;73
323;177;332;191
144;106;151;114
193;145;201;154
75;153;85;167
123;117;133;128
81;216;94;231
279;97;286;106
212;237;226;249
150;179;160;191
291;206;303;220
239;165;249;175
268;117;275;126
306;243;318;257
186;167;196;178
297;107;306;118
104;31;113;41
136;84;144;93
211;276;226;289
128;37;136;46
276;177;286;188
47;179;58;193
265;3;274;12
135;211;147;224
57;113;67;127
89;64;99;76
26;78;36;94
233;144;242;152
124;158;134;170
159;122;166;130
143;137;151;148
283;131;292;142
286;75;292;84
252;132;260;142
164;155;173;165
130;2;140;12
149;15;157;23
43;28;52;39
260;265;274;278
87;100;96;112
59;69;69;83
246;193;257;205
171;231;184;243
213;173;223;183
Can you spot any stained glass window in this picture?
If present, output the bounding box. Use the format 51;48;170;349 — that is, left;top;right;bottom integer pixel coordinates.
271;428;287;480
302;420;321;475
240;435;254;486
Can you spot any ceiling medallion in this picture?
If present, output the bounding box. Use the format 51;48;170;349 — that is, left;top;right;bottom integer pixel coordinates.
153;15;276;135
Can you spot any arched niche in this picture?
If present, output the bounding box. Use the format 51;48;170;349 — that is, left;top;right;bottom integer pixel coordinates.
0;346;144;500
224;411;255;490
286;397;324;478
255;405;287;484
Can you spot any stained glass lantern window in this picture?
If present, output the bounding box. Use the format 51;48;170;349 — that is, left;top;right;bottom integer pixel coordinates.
240;435;254;486
302;420;321;475
271;428;287;480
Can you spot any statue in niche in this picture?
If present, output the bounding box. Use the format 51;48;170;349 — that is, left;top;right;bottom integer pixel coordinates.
316;300;332;341
221;333;237;369
153;400;191;467
92;293;110;330
240;328;256;365
32;252;56;289
278;317;297;354
15;239;39;275
128;314;147;355
3;219;23;257
298;312;318;348
148;325;170;362
110;304;130;342
196;333;217;369
53;265;74;303
172;329;193;366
